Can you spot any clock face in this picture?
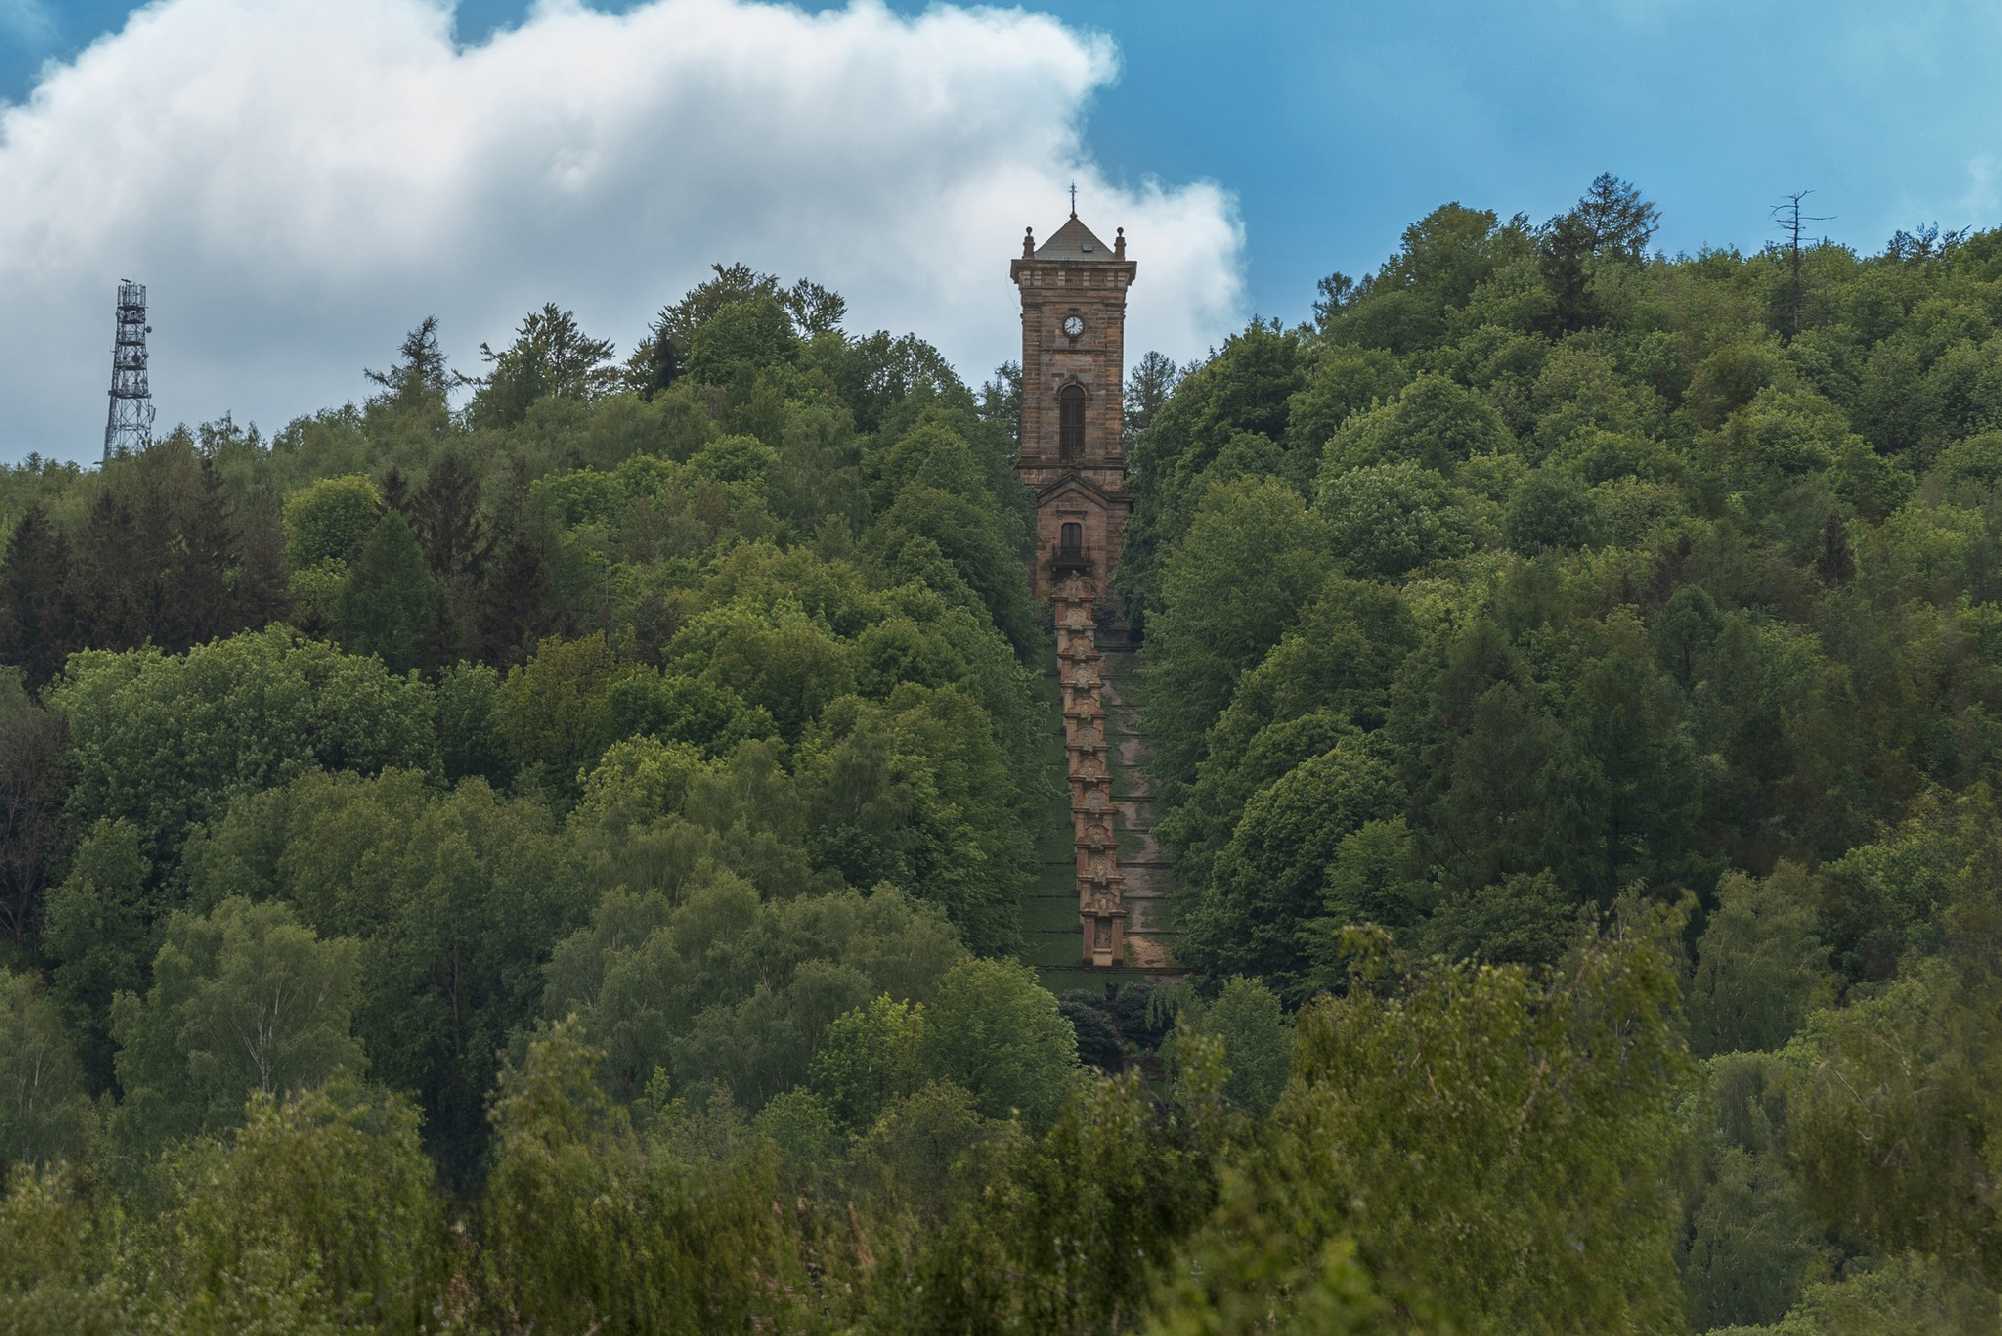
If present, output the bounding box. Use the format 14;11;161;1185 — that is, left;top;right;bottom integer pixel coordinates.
1062;314;1085;338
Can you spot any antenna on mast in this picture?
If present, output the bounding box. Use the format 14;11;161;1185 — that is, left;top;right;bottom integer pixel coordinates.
103;279;155;461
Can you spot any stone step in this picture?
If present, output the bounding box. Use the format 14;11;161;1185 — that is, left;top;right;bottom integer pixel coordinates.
1031;639;1181;986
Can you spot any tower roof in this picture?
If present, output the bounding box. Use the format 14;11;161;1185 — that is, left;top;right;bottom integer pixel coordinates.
1035;214;1116;261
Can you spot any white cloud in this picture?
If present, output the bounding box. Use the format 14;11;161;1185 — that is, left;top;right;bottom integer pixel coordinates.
0;0;1245;462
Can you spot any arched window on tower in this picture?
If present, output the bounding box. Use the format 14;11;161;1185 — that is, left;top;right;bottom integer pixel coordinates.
1053;519;1089;574
1058;384;1086;461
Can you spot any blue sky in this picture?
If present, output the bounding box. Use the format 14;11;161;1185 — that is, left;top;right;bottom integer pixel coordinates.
2;0;1997;459
10;0;1994;322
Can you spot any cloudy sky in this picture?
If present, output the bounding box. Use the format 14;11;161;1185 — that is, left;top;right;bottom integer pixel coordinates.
2;0;1998;463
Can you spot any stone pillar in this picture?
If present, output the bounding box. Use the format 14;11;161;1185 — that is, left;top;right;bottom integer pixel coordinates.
1053;572;1127;967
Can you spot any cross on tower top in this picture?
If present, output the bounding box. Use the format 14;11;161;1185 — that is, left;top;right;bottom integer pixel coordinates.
1069;181;1077;218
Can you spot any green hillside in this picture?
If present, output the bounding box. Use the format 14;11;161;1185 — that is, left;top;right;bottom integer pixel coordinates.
2;189;2001;1329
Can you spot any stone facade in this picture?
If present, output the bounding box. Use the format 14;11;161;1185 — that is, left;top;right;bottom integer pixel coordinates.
1011;214;1136;625
1017;214;1144;968
1054;574;1126;966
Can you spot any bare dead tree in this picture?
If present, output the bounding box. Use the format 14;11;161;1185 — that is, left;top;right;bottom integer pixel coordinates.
1770;191;1834;343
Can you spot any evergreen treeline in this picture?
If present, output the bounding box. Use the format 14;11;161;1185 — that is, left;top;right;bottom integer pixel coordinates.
0;184;1996;1330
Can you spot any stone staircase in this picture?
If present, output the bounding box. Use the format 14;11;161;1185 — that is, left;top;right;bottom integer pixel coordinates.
1024;578;1179;995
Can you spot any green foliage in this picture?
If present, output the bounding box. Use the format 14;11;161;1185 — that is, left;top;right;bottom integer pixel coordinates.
42;819;158;1087
281;474;382;568
494;631;628;787
863;1068;1221;1335
0;1163;133;1333
183;768;576;1172
433;659;511;786
1315;458;1471;578
543;881;965;1109
1785;958;2002;1284
1145;478;1334;785
479;1017;812;1332
6;206;2002;1325
811;993;927;1127
1183;740;1402;993
845;1078;1001;1219
335;510;437;671
1752;1254;2000;1335
1420;869;1584;968
687;294;800;384
1168;977;1292;1116
799;685;1026;953
0;969;92;1169
465;303;620;428
1174;914;1689;1330
110;897;365;1155
49;627;439;865
1322;371;1511;475
1688;864;1835;1055
144;1080;446;1333
0;668;71;947
1502;468;1602;553
918;957;1079;1129
1676;1052;1830;1329
666;600;860;741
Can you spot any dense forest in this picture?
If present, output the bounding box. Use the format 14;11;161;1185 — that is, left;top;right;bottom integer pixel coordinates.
2;176;2000;1331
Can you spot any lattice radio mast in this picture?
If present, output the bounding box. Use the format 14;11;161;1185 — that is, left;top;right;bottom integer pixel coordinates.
102;279;155;461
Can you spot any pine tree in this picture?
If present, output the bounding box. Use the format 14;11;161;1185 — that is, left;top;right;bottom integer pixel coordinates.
380;465;412;516
364;316;450;412
0;506;78;686
475;533;553;668
1538;211;1599;334
625;325;681;400
1818;512;1855;585
68;491;146;651
163;459;240;651
338;512;438;673
0;675;70;946
1575;172;1661;260
233;485;292;630
412;451;487;584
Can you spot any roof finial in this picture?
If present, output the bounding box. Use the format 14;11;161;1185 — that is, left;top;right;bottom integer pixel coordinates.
1069;181;1077;218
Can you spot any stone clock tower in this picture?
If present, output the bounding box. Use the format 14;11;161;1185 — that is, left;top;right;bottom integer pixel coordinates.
1012;208;1136;627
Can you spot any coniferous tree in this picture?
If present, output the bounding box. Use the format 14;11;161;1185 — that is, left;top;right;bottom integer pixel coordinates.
0;673;70;947
163;458;239;651
67;491;146;652
624;326;681;399
1124;350;1179;446
1538;209;1599;334
338;512;438;673
364;316;450;413
0;506;77;686
380;464;412;515
475;531;554;668
1818;512;1856;584
233;484;292;632
411;450;486;584
977;360;1022;448
1574;171;1661;259
462;304;618;428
